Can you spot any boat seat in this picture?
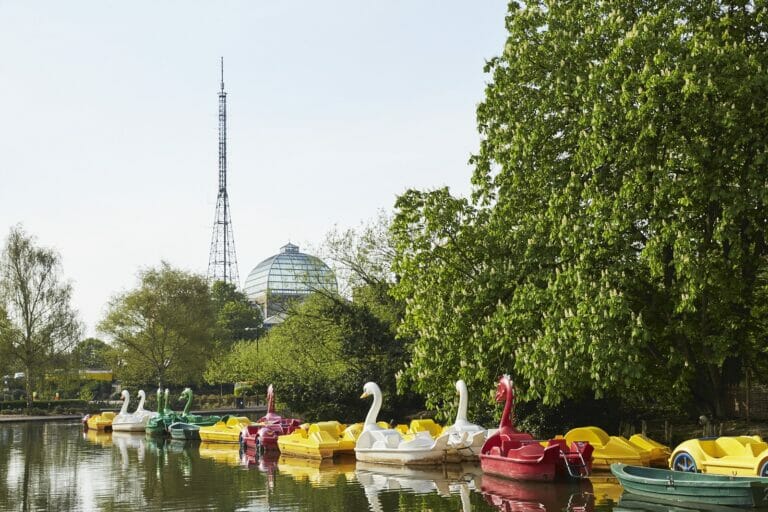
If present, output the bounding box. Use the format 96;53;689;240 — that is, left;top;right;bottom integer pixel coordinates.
509;442;545;459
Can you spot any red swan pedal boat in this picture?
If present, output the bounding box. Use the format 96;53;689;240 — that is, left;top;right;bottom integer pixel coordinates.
240;384;302;450
479;375;593;482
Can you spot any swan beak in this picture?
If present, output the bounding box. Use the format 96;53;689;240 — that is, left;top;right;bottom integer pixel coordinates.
360;392;370;399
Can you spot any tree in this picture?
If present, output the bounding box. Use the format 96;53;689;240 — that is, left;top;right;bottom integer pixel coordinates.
210;280;263;346
71;337;110;369
99;263;215;389
320;210;396;296
393;0;768;418
0;226;81;407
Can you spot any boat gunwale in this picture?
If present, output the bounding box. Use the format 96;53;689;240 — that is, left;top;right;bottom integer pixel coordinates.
612;463;768;489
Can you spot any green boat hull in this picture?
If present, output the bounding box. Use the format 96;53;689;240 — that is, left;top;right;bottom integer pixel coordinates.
611;463;768;507
169;422;201;440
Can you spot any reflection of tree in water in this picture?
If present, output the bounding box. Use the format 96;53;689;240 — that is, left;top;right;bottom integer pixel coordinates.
0;423;502;511
3;423;80;512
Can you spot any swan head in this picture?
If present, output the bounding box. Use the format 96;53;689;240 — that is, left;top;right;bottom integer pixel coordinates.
360;382;380;399
136;390;146;399
121;390;130;400
180;387;192;401
455;379;467;395
495;374;513;403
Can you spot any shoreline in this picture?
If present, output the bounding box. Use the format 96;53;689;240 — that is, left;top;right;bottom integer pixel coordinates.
0;406;267;424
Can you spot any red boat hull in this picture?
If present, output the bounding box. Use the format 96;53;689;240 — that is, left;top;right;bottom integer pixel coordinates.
480;441;561;481
480;436;593;482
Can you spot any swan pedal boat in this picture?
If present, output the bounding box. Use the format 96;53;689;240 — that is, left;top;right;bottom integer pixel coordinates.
277;421;357;459
611;462;768;507
355;382;453;466
441;380;490;461
561;426;669;469
198;415;251;443
112;390;158;432
670;435;768;476
145;389;183;435
240;384;302;450
479;375;593;481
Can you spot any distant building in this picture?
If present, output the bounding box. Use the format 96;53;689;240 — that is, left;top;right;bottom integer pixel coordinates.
243;243;337;327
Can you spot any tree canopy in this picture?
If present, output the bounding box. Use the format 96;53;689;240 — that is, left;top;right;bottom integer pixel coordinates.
392;0;768;418
99;263;215;389
0;226;81;407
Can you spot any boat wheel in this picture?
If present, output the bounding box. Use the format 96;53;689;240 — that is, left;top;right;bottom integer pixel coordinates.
759;459;768;477
671;452;697;472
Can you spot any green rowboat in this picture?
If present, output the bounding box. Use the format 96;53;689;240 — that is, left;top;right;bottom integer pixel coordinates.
611;463;768;508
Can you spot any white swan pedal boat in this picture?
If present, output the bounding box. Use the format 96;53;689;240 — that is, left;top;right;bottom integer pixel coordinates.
355;382;450;466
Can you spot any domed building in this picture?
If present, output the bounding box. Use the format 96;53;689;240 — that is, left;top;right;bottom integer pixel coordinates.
243;243;337;327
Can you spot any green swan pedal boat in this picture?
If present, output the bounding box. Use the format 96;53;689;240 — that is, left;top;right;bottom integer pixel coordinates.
611;462;768;508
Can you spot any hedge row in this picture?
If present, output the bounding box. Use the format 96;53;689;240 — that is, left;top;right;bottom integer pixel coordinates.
0;399;88;411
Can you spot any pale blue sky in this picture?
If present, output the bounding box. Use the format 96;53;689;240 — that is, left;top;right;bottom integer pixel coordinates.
0;1;508;335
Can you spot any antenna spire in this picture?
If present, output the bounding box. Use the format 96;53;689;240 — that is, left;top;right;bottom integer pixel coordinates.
208;57;240;287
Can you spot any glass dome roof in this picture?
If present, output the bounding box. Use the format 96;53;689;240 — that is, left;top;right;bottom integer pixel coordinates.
243;243;337;300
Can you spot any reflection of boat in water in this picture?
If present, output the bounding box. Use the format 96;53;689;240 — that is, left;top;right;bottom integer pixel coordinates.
198;442;242;466
277;455;357;487
615;493;752;512
111;431;146;467
589;474;623;505
480;473;595;512
83;428;113;447
356;462;479;512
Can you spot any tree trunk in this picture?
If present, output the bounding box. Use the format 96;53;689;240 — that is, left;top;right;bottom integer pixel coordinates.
24;366;33;411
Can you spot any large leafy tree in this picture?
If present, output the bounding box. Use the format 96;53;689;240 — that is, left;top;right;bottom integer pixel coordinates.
99;263;215;388
393;0;768;418
0;226;81;407
210;280;263;346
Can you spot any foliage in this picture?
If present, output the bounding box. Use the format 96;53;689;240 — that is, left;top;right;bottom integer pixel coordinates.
320;210;396;296
0;226;81;408
211;280;263;346
71;337;110;369
98;263;215;389
392;0;768;418
224;291;411;422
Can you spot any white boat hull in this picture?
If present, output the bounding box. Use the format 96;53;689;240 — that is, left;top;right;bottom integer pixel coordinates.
355;447;449;466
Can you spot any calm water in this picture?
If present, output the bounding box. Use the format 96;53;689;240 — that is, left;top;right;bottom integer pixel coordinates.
0;422;627;511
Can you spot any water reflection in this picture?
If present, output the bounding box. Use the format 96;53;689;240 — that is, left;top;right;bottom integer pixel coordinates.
356;462;478;512
0;422;628;511
480;473;595;511
278;454;357;487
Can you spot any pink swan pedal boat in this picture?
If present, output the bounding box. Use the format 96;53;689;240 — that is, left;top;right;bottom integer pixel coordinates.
240;384;302;450
479;375;593;482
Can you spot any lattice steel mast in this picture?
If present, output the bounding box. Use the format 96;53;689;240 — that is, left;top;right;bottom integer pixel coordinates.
207;57;240;285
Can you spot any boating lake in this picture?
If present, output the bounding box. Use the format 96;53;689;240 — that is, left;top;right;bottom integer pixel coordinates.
0;421;628;511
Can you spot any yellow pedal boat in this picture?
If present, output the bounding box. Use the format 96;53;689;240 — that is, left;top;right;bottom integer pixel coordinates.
198;415;251;443
670;435;768;476
395;419;446;439
562;426;667;469
277;421;357;459
627;433;672;467
85;411;116;431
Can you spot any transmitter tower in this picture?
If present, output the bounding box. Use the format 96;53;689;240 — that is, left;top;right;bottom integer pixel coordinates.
207;57;240;286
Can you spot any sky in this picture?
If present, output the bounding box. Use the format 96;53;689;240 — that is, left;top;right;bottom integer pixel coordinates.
0;1;509;336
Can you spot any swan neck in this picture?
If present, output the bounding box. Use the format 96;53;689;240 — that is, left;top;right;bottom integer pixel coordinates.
456;382;469;423
119;393;130;415
500;380;513;430
364;388;382;426
136;392;146;412
183;391;192;415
